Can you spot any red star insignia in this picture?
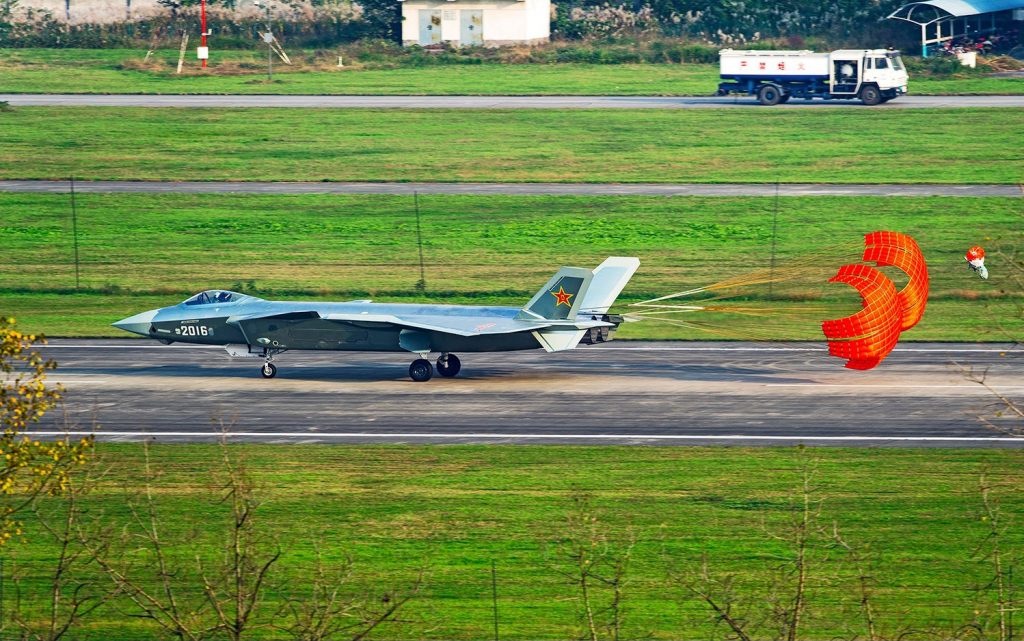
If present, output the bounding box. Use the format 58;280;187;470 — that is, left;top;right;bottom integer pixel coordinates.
551;286;574;307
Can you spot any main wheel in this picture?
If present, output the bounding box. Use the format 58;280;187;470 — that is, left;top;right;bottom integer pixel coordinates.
757;84;783;106
261;363;277;379
860;85;882;106
409;358;433;382
437;354;461;378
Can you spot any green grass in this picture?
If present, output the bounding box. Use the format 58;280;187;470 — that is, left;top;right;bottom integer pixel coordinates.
1;192;1020;340
2;48;1022;95
2;107;1023;183
11;444;1024;639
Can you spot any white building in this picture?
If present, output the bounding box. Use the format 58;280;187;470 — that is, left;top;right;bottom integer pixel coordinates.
399;0;550;47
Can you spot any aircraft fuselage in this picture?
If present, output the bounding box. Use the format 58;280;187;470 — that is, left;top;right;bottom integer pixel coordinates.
121;299;543;353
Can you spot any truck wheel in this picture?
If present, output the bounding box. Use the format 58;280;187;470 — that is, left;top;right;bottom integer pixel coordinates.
860;86;882;106
778;94;791;103
757;85;783;106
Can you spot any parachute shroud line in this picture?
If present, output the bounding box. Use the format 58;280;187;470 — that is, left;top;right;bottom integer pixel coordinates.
623;231;929;370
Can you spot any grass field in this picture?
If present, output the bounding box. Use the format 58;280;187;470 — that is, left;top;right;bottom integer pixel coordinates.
2;192;1020;340
9;443;1024;639
2;48;1023;95
2;107;1023;183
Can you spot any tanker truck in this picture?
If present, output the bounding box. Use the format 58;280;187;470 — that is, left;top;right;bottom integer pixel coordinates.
717;49;908;106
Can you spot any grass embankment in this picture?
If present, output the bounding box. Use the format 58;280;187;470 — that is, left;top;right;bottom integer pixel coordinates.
1;107;1022;183
1;48;1022;95
11;444;1024;639
1;192;1020;339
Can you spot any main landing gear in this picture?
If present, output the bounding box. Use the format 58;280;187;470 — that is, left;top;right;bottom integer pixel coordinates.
437;353;461;378
408;353;461;382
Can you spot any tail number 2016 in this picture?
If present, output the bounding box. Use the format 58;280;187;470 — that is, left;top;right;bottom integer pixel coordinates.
178;325;211;336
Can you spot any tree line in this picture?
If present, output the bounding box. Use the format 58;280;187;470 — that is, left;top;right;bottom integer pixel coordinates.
1;0;917;49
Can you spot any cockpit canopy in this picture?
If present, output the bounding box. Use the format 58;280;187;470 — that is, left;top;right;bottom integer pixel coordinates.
182;290;251;306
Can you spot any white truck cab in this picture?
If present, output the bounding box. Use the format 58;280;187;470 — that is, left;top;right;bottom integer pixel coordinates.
828;49;909;103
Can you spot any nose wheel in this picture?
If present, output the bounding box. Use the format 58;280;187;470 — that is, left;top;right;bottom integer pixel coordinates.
261;362;277;379
437;353;461;378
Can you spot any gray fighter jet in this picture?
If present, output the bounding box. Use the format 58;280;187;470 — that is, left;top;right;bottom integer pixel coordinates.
113;257;640;381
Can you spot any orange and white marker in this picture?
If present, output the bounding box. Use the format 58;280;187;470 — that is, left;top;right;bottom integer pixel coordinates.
965;246;988;279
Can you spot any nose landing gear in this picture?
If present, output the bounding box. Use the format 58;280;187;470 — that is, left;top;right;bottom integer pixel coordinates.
259;347;283;379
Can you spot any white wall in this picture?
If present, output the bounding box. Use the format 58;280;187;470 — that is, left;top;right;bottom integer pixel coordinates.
401;0;549;45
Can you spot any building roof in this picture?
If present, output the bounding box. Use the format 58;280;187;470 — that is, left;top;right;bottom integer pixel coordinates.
889;0;1024;24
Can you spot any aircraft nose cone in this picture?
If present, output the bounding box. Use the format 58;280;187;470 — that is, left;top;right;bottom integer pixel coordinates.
112;309;159;336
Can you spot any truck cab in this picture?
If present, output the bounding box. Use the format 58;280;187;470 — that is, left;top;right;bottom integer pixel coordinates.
828;49;908;104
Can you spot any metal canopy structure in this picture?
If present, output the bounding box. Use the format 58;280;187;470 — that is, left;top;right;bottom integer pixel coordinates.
888;0;1024;55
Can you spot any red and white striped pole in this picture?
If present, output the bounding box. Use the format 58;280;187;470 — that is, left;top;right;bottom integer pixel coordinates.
200;0;207;68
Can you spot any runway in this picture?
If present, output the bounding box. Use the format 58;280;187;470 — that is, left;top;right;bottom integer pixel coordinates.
29;340;1024;447
3;94;1024;109
2;180;1020;198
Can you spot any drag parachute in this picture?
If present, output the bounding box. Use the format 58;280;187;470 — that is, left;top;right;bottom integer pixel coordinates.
965;245;988;280
821;264;904;370
862;231;929;331
821;230;929;370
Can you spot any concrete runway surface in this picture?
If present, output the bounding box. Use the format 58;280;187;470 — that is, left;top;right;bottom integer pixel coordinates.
27;340;1024;447
3;94;1024;109
2;180;1020;198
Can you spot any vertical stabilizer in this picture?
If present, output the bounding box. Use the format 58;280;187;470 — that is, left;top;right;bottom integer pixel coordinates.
578;257;641;314
518;267;593;321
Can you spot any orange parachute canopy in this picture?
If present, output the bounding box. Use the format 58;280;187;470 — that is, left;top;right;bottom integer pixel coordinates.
821;263;903;370
966;245;985;261
862;231;929;331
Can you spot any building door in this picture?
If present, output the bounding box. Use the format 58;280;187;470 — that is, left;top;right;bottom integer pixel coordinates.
460;10;483;46
419;10;442;45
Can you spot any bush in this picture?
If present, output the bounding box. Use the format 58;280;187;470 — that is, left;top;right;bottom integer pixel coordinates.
903;55;978;77
0;5;377;48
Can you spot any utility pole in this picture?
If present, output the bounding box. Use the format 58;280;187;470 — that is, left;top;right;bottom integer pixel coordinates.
255;1;273;81
200;0;207;68
414;192;426;292
266;30;273;81
70;176;80;289
768;178;779;298
490;559;499;641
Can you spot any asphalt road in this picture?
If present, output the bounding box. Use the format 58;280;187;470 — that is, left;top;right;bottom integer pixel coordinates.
3;94;1024;109
2;180;1020;197
28;340;1024;447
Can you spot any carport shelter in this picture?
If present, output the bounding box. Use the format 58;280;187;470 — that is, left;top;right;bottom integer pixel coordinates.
888;0;1024;56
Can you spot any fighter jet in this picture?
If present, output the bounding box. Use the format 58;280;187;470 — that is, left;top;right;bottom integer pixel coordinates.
113;257;640;381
